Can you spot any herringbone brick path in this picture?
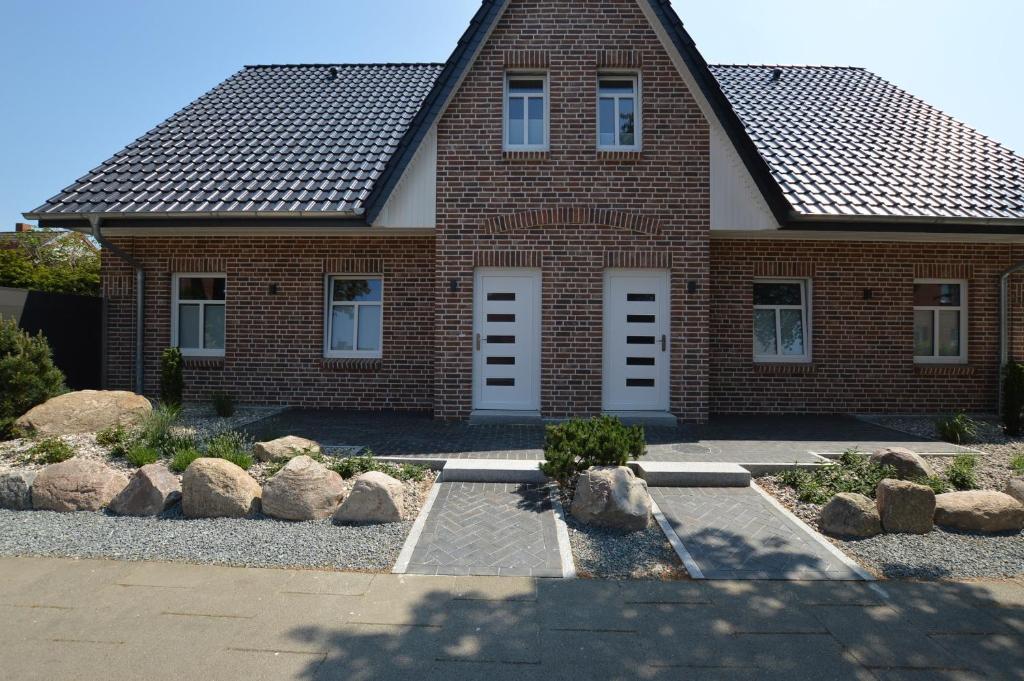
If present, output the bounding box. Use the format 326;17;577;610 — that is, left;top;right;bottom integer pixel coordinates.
405;482;564;577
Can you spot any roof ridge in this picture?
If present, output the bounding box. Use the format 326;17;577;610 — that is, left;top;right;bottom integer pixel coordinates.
244;62;445;69
710;64;866;70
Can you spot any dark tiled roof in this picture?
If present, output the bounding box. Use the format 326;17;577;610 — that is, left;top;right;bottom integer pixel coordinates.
29;63;443;217
711;65;1024;222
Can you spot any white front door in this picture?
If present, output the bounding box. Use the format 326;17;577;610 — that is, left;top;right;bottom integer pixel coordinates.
603;270;671;412
473;269;541;411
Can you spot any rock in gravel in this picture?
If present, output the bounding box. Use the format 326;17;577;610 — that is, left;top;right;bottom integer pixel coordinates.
934;491;1024;533
0;470;37;510
1006;477;1024;506
253;435;321;462
32;459;128;512
876;478;935;534
262;455;345;521
334;471;403;524
870;447;935;480
571;466;651;532
15;390;152;436
819;492;882;538
108;464;182;517
182;458;261;519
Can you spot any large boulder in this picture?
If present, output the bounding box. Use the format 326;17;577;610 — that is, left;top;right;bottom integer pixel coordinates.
31;459;128;512
571;466;651;532
876;478;935;534
182;458;261;518
262;455;345;521
253;436;321;463
0;470;37;510
108;464;182;517
934;491;1024;533
15;390;152;436
1006;477;1024;506
333;471;404;524
819;492;882;538
870;447;935;480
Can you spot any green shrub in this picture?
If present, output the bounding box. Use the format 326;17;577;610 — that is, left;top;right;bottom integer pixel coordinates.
136;404;193;458
777;449;895;505
212;392;235;418
160;348;184;408
96;423;130;447
914;475;952;495
169;447;202;473
28;437;75;464
1012;454;1024;474
125;443;160;468
0;318;66;439
936;413;978;445
328;452;426;482
1004;363;1024;436
203;431;253;470
539;416;645;486
945;454;978;491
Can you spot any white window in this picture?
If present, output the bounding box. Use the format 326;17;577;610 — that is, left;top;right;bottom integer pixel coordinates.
753;280;811;363
171;274;226;357
505;75;548;150
325;276;383;359
598;75;640;150
914;280;967;364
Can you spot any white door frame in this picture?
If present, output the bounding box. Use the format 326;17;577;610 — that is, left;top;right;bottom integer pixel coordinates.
602;269;671;412
472;268;542;411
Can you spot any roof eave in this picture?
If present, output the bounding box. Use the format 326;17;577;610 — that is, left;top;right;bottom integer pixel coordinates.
783;213;1024;234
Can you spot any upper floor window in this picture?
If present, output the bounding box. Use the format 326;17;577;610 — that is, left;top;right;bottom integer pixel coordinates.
598;75;640;150
325;276;383;359
914;280;967;364
753;280;810;363
505;75;547;150
172;274;226;357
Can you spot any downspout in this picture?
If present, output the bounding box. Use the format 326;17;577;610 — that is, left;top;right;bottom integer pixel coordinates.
90;216;145;395
998;260;1024;413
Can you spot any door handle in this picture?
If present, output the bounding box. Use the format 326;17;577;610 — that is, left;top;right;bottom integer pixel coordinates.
661;335;667;352
476;333;481;351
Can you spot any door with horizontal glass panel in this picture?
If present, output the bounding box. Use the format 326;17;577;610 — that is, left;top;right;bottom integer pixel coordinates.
603;270;670;412
473;269;541;411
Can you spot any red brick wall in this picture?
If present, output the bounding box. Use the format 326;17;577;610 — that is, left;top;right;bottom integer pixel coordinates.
434;0;711;421
101;235;435;409
710;238;1024;414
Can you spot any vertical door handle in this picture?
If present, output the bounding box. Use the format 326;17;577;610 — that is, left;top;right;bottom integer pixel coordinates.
661;335;667;352
476;333;481;351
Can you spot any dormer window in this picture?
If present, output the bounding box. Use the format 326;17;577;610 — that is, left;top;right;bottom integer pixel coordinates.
505;75;548;150
598;75;640;150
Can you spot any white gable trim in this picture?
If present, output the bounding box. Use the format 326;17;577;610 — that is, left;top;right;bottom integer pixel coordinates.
374;124;438;228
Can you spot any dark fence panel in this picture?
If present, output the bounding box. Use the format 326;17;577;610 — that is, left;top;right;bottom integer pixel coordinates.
0;287;103;390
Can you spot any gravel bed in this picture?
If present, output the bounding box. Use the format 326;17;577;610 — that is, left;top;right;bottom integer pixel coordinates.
564;514;686;580
837;529;1024;580
0;507;411;571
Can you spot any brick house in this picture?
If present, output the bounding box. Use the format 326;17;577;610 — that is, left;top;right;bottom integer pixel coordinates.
24;0;1024;423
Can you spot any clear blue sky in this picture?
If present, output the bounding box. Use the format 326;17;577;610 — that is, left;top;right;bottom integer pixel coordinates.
2;0;1021;231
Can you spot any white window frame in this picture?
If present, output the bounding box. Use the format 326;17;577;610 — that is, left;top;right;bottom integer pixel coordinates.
324;275;384;359
913;279;968;365
597;73;642;151
504;73;549;152
171;273;226;358
752;279;812;364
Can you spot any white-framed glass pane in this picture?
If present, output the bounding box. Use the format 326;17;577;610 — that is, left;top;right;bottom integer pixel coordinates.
178;304;201;349
357;305;382;352
330;306;355;352
203;304;225;350
599;79;635;95
754;309;778;355
914;309;935;356
937;309;961;357
527;97;544;145
754;283;803;306
178;277;225;301
507;97;525;146
599;98;615;146
779;309;805;356
914;283;961;307
333;278;381;303
619;97;635;146
509;79;544;94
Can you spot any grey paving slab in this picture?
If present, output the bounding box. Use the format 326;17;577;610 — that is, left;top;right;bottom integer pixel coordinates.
651;486;864;580
404;482;564;578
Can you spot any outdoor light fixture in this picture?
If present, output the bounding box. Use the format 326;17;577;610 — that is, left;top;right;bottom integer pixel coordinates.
450;279;460;293
687;281;699;294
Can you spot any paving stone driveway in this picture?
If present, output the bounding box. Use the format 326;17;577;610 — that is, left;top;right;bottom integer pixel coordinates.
2;557;1021;680
652;486;864;580
402;482;566;578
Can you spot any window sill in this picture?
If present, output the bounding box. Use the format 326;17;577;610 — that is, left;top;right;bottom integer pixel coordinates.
753;362;815;375
597;150;642;161
183;357;225;369
502;150;549;162
320;358;382;372
914;364;975;377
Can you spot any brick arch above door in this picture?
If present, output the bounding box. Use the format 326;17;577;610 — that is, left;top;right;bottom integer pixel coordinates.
482;206;662;236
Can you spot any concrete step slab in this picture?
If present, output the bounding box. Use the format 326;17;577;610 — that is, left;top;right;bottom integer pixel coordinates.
441;459;548;484
631;461;751;487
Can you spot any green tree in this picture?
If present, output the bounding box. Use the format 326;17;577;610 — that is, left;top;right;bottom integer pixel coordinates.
0;318;67;438
0;228;100;296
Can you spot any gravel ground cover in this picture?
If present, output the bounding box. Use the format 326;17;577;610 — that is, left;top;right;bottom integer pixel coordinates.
0;507;411;571
564;514;686;580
